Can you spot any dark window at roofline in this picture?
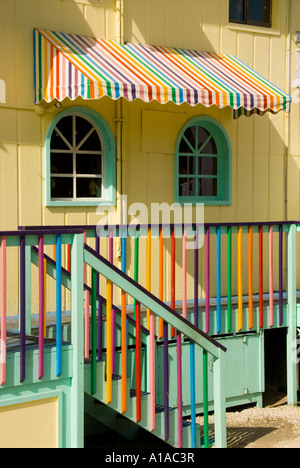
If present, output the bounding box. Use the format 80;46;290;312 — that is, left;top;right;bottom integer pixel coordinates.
229;0;272;28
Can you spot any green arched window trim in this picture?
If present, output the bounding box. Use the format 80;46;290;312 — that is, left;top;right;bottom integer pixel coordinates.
174;116;232;205
45;107;116;207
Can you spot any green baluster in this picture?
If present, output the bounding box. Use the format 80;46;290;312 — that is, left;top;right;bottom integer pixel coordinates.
203;350;209;448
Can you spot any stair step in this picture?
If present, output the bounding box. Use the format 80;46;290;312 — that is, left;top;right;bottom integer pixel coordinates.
201;436;215;447
84;360;214;448
130;389;150;398
155;404;176;414
182;420;191;427
182;420;215;448
105;373;122;381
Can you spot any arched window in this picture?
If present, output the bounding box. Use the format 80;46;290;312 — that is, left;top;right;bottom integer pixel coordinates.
175;117;232;205
45;107;116;207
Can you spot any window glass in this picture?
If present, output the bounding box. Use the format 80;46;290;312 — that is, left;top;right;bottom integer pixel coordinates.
229;0;271;27
76;154;102;175
180;128;196;153
179;156;196;175
51;129;70;151
198;157;218;176
197;127;211;145
51;153;73;174
179;178;196;197
229;0;246;22
198;178;218;197
79;132;102;151
175;117;231;205
75;116;93;146
76;178;102;198
199;135;218;155
46;107;116;207
51;177;73;199
248;0;271;26
50;114;103;201
177;124;219;199
56;115;73;147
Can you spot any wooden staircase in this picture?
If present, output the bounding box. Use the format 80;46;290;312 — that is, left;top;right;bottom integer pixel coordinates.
30;235;227;448
81;244;227;448
84;360;206;448
31;238;226;448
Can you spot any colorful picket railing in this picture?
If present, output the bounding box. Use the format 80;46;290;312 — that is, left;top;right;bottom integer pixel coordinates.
80;220;297;421
0;228;85;388
33;233;226;447
13;224;228;447
203;222;287;333
83;242;227;448
30;242;151;378
16;222;295;404
20;221;292;336
1;221;298;447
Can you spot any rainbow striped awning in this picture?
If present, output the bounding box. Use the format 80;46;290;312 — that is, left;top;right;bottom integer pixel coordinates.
34;28;291;117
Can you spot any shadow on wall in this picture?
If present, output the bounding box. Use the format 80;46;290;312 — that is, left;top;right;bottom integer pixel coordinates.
122;0;226;50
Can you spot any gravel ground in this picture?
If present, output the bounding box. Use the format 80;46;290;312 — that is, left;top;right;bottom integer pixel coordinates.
197;392;300;448
86;392;300;449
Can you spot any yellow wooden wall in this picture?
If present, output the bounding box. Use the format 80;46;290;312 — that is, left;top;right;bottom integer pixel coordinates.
122;0;292;225
0;0;116;232
0;397;58;448
0;0;299;312
120;0;295;299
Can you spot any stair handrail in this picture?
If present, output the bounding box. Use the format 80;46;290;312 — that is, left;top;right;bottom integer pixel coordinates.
84;243;226;357
83;242;227;448
30;245;150;341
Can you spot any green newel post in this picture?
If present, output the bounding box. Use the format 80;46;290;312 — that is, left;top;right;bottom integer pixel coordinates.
287;224;297;406
213;350;227;448
70;233;85;448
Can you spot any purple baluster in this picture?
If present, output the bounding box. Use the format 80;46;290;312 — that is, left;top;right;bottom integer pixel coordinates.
164;320;169;441
205;227;210;333
38;235;44;379
109;230;115;374
194;230;199;328
20;236;26;382
96;236;102;362
279;225;283;325
177;331;183;447
98;298;103;362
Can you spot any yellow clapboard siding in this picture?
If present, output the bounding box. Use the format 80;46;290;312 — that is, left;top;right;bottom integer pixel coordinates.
254;35;270;79
165;0;185;48
0;109;17;143
202;0;221;52
253;114;270;156
14;0;39;108
18;111;41;145
253;153;269;221
0;144;18;231
0;398;58;449
0;1;16;106
145;0;166;46
141;109;187;154
236;153;253;222
39;0;62;31
61;1;85;34
84;4;107;38
269;154;285;221
18;145;43;226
